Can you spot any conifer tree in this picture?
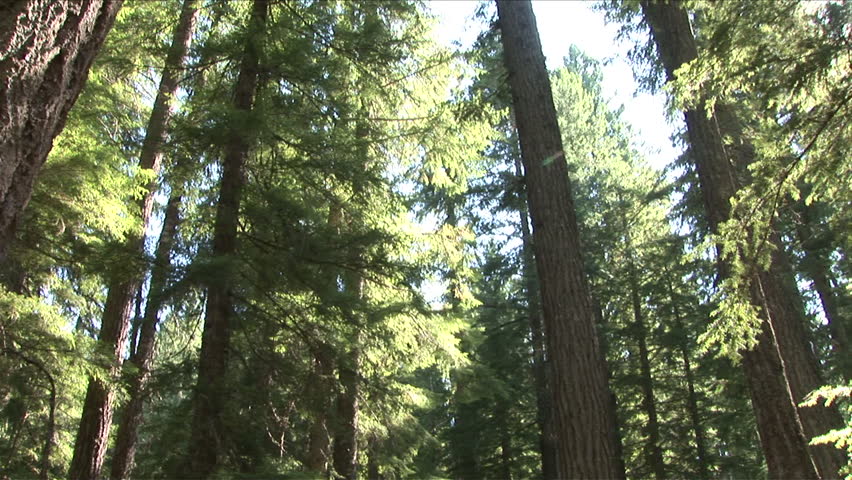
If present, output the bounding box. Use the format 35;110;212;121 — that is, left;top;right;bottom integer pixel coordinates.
497;1;621;477
0;0;123;259
184;0;267;475
68;2;198;478
638;1;842;477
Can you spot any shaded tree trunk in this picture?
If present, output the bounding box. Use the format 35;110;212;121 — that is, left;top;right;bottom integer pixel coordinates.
667;288;710;480
497;1;621;477
640;2;829;477
513;156;559;480
591;296;628;480
759;247;848;477
497;401;513;480
68;278;135;480
307;345;335;474
366;437;381;480
628;270;665;480
794;200;851;377
332;350;360;480
69;2;197;478
333;235;364;480
0;0;122;259
128;285;144;359
183;0;266;476
110;191;182;479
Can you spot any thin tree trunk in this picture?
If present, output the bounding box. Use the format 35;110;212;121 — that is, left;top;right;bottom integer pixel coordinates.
451;381;480;479
307;345;335;474
128;285;144;358
591;297;628;480
110;191;182;479
628;269;666;480
331;111;372;480
667;287;710;480
640;2;825;477
333;234;364;480
497;402;513;480
513;155;559;480
0;0;123;259
497;2;621;477
332;349;360;480
68;281;135;480
794;201;850;377
366;437;380;480
69;2;197;478
184;0;266;476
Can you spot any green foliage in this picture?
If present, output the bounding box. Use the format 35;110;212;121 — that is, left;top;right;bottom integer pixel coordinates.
667;0;852;358
801;383;852;478
0;287;103;477
6;0;841;478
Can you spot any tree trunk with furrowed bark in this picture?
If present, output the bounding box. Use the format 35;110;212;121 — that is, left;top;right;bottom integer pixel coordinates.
0;0;122;262
641;1;843;477
183;0;267;476
497;1;622;477
68;1;198;477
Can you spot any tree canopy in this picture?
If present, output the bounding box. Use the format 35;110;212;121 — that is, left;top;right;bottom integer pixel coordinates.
0;0;849;479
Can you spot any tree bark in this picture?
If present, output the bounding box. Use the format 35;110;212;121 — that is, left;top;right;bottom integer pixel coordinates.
667;289;710;480
0;0;122;260
184;0;266;476
513;156;559;480
68;278;135;480
497;401;513;480
758;248;848;477
497;2;621;477
110;191;182;479
332;350;360;480
640;2;827;477
794;200;851;377
332;231;364;480
306;345;335;474
629;269;665;480
366;437;381;480
68;2;197;478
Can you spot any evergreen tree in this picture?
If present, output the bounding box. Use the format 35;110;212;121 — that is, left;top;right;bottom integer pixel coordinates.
0;0;122;259
497;1;621;477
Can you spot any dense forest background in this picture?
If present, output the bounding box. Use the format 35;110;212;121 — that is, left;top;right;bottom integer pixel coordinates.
0;0;850;479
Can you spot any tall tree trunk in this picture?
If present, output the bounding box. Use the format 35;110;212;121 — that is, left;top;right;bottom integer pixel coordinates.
640;2;828;477
794;200;851;377
628;269;666;480
450;381;481;479
306;345;335;474
366;437;380;480
497;2;621;477
497;401;513;480
333;230;364;480
513;155;559;480
184;0;266;476
759;247;848;477
0;0;122;259
110;191;182;479
128;285;144;358
68;2;197;478
592;296;628;480
667;286;710;480
332;349;360;480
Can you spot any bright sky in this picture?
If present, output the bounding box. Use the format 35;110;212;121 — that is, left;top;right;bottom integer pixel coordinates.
428;0;683;171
